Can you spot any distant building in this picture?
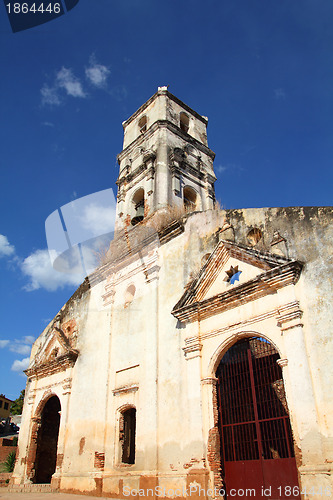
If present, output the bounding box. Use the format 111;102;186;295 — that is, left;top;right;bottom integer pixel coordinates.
12;88;333;499
0;395;13;420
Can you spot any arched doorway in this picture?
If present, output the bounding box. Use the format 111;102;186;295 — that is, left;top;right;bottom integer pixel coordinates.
216;337;300;499
33;395;61;484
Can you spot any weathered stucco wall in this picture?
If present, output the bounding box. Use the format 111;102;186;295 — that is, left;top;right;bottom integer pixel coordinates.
12;205;333;499
224;206;333;436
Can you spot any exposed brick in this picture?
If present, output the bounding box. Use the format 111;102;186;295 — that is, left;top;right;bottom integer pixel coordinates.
94;452;105;470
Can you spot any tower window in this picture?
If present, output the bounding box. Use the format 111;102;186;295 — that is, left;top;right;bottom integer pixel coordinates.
180;112;189;134
120;408;136;464
131;188;145;226
138;116;147;134
183;186;197;212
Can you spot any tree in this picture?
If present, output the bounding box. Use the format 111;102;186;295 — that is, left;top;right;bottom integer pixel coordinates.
10;390;25;415
3;451;16;472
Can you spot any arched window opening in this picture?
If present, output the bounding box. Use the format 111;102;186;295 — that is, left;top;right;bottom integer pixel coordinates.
120;407;136;464
180;112;189;134
131;188;145;226
138;116;147;134
183;186;197;212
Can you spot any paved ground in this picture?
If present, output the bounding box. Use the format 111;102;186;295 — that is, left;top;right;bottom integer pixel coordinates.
0;493;119;500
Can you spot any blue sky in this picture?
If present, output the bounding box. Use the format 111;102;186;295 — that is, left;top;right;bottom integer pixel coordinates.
1;0;332;401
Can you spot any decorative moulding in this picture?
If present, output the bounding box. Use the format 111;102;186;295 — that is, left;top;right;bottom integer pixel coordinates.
25;352;78;379
112;384;139;396
182;337;203;360
277;301;304;333
25;320;79;379
172;240;303;324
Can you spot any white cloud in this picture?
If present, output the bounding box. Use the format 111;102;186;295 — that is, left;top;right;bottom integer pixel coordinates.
42;121;55;127
0;234;15;258
274;88;286;100
11;357;30;372
1;335;34;356
9;344;32;355
85;56;110;88
21;248;83;292
215;163;244;176
22;335;35;344
41;57;112;106
41;84;61;106
80;203;116;237
56;67;87;98
110;85;128;102
215;165;228;174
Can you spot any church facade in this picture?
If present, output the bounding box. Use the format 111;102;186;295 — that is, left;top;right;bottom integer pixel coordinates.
12;88;333;499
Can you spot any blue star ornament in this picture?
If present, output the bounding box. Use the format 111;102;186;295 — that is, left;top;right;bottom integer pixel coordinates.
224;265;242;285
229;271;242;285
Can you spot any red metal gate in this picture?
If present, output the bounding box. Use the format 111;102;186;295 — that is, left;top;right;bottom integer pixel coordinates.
216;337;300;500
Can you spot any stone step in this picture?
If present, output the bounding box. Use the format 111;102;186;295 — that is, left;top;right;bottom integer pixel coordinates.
7;483;56;493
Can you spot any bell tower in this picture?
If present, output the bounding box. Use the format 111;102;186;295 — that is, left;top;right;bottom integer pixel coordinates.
115;87;216;230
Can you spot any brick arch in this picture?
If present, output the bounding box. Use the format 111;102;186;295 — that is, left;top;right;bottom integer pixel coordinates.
207;330;283;379
117;402;136;414
34;390;60;419
26;391;61;483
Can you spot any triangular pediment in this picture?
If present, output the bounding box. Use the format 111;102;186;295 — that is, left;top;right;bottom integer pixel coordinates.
34;331;68;365
172;240;302;323
26;320;78;378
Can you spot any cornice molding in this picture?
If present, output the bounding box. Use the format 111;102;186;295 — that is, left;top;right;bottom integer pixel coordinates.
183;339;202;360
181;300;302;346
172;261;302;323
25;351;78;379
201;377;218;386
277;358;288;368
172;240;303;324
122;89;208;129
112;384;139;396
277;300;303;332
117;120;215;166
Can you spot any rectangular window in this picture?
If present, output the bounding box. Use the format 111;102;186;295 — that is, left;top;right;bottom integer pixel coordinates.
0;400;3;408
4;402;9;410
